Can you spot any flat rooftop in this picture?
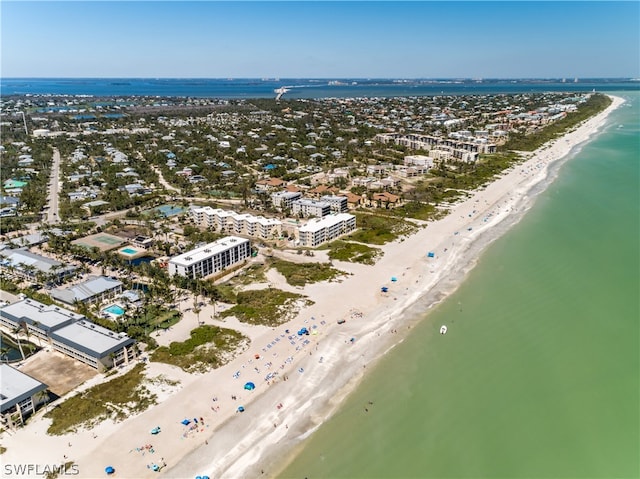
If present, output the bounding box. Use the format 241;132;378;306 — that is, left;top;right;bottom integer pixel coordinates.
1;298;83;332
0;364;48;413
169;236;250;267
50;320;134;358
50;275;122;304
299;213;355;233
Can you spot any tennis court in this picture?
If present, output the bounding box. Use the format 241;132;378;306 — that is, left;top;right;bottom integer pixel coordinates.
72;232;127;252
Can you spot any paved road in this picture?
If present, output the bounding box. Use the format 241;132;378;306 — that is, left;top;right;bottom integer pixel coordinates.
45;148;62;224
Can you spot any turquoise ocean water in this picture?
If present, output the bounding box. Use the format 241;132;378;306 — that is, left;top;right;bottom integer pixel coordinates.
279;93;639;478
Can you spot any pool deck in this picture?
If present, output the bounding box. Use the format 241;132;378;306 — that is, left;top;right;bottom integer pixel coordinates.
117;246;149;260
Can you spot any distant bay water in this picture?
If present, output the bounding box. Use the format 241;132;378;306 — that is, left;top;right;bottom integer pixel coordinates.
279;92;639;478
1;78;638;99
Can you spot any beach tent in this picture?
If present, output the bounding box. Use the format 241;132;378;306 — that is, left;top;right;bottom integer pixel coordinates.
391;277;397;282
105;466;115;475
181;419;191;425
237;406;245;412
427;251;435;258
244;382;255;390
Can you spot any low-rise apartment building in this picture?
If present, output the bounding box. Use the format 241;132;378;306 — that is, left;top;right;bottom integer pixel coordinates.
50;276;123;306
319;195;348;214
1;364;48;428
0;298;136;371
0;248;77;283
376;132;495;161
271;191;302;210
292;199;331;218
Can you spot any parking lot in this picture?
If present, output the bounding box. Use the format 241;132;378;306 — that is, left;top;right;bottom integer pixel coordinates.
19;350;97;397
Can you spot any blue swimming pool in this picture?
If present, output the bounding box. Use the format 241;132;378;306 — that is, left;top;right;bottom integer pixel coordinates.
155;204;185;217
104;305;125;316
121;247;137;255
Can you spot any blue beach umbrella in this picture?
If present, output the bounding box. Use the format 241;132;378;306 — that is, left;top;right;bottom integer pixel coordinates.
244;382;255;390
391;276;397;282
181;419;190;425
237;406;245;412
105;466;115;475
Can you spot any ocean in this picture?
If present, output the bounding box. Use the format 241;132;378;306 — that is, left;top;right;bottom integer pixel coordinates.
278;92;639;478
1;78;638;99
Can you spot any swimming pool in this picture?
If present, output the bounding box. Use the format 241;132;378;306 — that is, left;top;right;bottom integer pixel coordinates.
155;204;185;217
121;247;137;255
103;304;125;316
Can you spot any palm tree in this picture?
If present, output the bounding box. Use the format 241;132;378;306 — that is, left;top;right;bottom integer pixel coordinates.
33;388;50;412
0;345;10;363
11;325;26;361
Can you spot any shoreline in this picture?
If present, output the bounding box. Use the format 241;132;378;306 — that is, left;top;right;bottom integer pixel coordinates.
1;95;624;479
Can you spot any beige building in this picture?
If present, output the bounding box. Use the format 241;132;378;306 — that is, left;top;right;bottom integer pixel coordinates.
189;206;282;240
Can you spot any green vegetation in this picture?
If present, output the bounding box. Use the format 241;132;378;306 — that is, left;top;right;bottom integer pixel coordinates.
502;93;612;152
348;212;418;245
221;289;312;326
270;259;345;286
45;364;157;435
324;240;383;265
0;446;6;455
401;152;523;213
151;325;248;372
226;263;269;286
43;462;76;479
374;201;444;221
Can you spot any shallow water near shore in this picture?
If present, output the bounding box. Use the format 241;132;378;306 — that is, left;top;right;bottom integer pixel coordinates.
279;93;639;478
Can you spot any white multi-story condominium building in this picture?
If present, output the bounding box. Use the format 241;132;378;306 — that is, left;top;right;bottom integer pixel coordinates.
319;195;348;214
292;199;331;218
0;298;136;371
271;191;302;210
397;165;430;178
404;155;435;168
297;213;357;248
189;206;281;240
375;133;496;158
168;236;251;279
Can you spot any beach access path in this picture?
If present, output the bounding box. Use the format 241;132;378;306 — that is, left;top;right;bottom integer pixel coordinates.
0;96;623;479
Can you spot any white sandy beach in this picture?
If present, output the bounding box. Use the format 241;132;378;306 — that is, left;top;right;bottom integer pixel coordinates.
1;96;623;479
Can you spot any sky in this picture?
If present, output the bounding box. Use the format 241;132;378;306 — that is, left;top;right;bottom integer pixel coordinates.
1;1;639;78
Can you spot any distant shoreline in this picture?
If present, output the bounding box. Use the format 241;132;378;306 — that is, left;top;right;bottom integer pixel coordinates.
2;78;637;100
